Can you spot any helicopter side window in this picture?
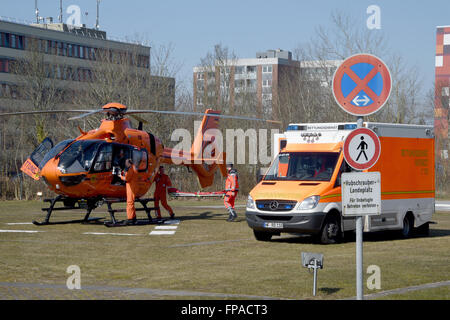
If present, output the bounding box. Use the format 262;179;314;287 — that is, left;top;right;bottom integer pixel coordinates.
133;149;148;172
92;144;113;172
112;147;129;170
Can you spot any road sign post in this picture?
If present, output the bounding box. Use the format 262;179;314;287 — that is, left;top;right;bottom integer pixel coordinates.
333;54;391;300
356;117;364;301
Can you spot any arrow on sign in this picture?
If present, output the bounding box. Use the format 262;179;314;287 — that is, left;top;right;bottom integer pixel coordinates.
352;95;370;106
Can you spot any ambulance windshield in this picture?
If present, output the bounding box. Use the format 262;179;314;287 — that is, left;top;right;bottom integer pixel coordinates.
263;152;339;181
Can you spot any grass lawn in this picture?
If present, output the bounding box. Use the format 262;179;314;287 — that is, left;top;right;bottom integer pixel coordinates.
0;199;448;300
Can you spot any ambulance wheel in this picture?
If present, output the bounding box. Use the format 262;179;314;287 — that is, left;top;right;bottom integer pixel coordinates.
253;230;272;241
399;213;414;238
318;214;341;244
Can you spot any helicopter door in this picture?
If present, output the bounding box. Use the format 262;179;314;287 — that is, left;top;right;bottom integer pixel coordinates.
92;143;113;173
20;137;54;180
111;144;131;186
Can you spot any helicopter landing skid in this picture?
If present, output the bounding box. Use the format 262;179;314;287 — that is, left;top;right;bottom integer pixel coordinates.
33;195;104;226
103;198;158;227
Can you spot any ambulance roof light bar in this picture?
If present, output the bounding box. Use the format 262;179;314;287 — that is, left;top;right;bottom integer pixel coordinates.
286;123;357;132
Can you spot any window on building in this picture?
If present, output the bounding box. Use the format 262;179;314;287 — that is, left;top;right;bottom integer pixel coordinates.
0;83;10;97
17;35;23;49
197;72;204;80
67;44;73;57
0;59;9;73
79;45;83;59
247;79;257;88
234;79;244;87
262;93;272;101
235;66;244;74
262;65;273;73
262;79;272;87
4;33;10;47
53;41;58;55
247;65;256;73
220;66;231;75
56;65;61;79
11;34;16;48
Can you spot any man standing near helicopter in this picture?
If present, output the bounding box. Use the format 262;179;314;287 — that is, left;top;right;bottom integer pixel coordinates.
120;158;139;224
224;163;239;222
154;166;175;219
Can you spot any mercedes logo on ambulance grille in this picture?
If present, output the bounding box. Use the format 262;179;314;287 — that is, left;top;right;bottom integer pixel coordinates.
270;201;279;210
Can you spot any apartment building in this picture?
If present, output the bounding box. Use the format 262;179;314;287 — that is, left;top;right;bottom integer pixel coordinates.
193;49;340;119
0;18;174;110
435;25;450;159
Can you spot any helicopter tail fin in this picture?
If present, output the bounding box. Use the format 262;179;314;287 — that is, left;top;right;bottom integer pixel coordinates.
189;109;226;188
161;109;226;188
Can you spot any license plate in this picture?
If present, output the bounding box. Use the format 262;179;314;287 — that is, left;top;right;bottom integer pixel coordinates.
264;222;283;229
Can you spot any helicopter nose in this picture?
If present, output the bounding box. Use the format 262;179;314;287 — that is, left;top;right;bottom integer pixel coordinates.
40;159;60;190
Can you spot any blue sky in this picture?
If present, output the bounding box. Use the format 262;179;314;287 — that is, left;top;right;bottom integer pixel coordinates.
2;0;450;93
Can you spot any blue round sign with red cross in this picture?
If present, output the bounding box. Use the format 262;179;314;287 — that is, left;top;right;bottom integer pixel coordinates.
332;54;391;116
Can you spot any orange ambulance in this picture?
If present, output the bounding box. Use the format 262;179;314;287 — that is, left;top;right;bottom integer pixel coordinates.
245;122;435;243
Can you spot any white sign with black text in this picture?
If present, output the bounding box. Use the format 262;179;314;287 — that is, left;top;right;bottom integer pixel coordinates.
342;172;381;216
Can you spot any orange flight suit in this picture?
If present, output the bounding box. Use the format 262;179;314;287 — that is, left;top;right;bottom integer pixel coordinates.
154;173;174;218
120;165;139;220
224;169;239;211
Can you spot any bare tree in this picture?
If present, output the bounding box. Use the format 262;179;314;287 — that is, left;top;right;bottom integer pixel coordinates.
291;11;430;126
10;38;63;144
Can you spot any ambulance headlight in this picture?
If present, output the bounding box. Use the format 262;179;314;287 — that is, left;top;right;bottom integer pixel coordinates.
297;196;320;210
246;195;255;209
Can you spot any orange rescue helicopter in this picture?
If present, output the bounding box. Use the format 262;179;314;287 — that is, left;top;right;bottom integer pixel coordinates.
1;102;279;226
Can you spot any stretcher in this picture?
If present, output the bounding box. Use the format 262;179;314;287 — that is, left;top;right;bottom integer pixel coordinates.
168;188;225;198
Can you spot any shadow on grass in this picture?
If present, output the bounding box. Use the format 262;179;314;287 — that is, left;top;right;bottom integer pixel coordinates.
265;228;450;245
319;287;342;295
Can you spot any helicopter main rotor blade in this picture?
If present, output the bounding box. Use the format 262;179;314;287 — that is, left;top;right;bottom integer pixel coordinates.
129;114;149;124
125;110;282;124
67;109;104;120
0;110;97;117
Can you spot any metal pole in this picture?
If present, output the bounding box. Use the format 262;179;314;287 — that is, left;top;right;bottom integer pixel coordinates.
356;116;364;300
96;0;100;30
356;216;363;300
35;0;39;23
59;0;63;23
313;259;318;296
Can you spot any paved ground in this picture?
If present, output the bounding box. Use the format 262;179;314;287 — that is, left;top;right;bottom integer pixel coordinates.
1;280;449;300
0;282;283;300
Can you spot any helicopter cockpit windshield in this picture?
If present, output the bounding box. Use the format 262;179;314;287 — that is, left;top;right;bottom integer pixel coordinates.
58;140;103;174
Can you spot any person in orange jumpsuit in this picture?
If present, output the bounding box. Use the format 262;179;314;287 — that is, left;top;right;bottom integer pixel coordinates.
154;166;175;219
224;163;239;222
120;159;139;224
